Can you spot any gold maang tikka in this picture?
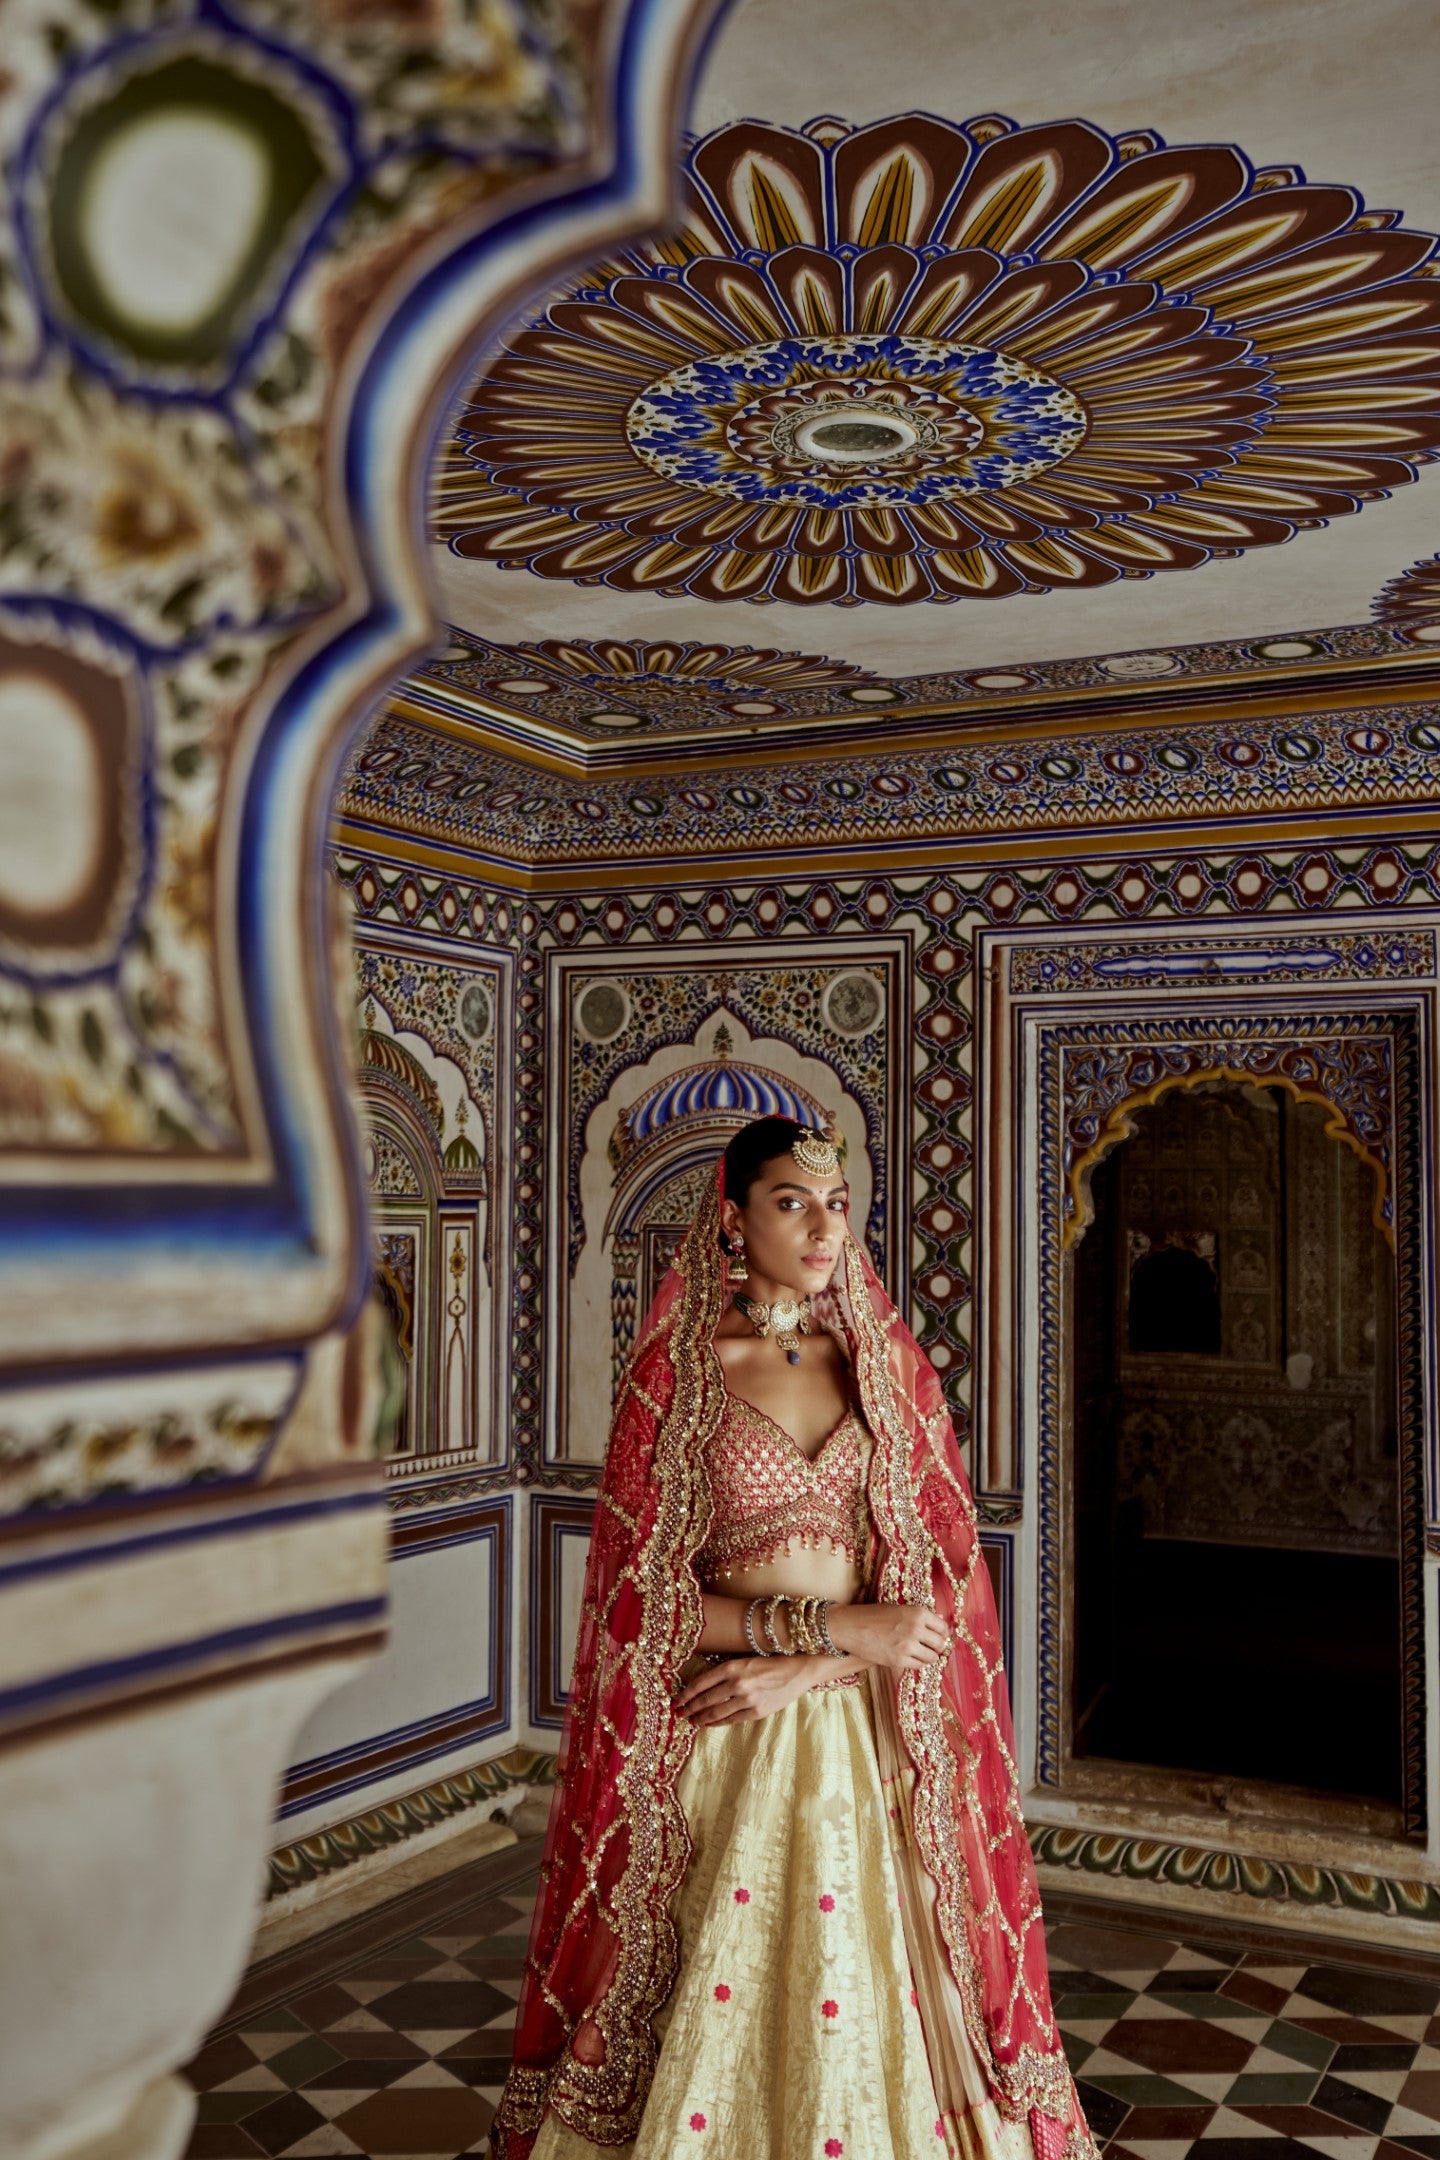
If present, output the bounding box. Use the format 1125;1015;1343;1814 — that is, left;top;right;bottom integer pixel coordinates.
791;1126;841;1176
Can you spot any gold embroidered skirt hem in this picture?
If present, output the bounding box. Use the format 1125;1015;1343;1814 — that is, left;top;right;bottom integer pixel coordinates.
530;1675;1033;2160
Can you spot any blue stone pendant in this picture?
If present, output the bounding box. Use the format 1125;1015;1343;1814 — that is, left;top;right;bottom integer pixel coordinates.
787;1348;801;1364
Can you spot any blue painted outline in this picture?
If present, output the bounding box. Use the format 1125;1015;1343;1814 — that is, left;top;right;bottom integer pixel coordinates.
530;1494;595;1728
276;1690;509;1818
1;0;717;1319
0;1481;381;1590
1024;983;1432;1792
1;1594;386;1724
280;1498;511;1811
977;1526;1014;1690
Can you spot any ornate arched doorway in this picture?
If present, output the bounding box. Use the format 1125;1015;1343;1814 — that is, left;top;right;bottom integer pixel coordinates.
1071;1080;1402;1810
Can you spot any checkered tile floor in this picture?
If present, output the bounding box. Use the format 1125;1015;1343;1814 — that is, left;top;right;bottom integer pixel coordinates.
1046;1913;1440;2160
183;1848;1440;2159
182;1844;534;2158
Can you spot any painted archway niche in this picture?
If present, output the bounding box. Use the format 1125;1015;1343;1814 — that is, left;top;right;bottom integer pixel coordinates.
1066;1072;1410;1826
1066;1058;1393;1254
358;994;494;1464
563;1012;872;1463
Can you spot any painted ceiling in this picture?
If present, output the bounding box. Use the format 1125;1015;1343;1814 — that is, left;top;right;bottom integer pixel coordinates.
439;108;1440;608
411;0;1440;759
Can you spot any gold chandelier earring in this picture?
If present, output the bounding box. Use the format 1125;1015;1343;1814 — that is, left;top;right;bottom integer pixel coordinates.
726;1234;749;1283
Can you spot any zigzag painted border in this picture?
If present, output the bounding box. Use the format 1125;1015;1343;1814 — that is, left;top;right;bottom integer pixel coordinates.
266;1744;558;1897
343;704;1440;875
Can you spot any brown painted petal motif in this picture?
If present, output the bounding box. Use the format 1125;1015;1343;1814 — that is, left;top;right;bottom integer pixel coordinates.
433;112;1440;605
1373;552;1440;639
509;638;878;689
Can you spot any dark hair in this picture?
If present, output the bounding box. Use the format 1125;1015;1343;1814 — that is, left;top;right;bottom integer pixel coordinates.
721;1115;805;1206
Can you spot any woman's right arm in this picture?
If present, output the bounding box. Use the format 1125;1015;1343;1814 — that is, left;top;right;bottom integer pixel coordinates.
697;1592;948;1669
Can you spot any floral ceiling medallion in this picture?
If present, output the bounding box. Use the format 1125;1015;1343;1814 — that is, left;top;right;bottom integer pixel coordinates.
434;111;1440;606
625;335;1088;507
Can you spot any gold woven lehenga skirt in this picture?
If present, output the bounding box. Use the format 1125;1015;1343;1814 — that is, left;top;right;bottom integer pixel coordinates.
530;1674;1034;2160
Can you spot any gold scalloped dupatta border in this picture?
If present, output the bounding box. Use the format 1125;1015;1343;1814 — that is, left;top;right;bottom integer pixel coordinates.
491;1183;726;2156
842;1236;1095;2160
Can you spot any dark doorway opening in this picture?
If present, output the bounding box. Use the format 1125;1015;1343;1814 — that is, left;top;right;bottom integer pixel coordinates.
1071;1082;1401;1806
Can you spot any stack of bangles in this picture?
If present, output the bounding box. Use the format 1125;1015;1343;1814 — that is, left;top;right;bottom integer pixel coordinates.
743;1592;846;1659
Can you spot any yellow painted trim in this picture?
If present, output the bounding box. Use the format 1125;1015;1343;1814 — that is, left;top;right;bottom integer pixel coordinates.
396;647;1440;771
1063;1064;1393;1255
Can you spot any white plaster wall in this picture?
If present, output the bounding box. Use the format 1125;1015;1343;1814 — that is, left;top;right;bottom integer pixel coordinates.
281;1537;496;1837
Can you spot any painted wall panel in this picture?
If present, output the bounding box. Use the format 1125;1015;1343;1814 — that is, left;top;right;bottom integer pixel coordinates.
307;829;1440;1938
281;1504;507;1836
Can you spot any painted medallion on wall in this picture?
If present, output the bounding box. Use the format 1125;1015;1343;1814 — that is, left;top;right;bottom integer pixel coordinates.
436;112;1440;605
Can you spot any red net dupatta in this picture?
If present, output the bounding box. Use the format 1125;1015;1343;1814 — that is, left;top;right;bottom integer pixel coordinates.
491;1173;1093;2160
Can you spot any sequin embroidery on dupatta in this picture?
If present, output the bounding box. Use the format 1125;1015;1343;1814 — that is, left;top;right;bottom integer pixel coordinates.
493;1182;1093;2160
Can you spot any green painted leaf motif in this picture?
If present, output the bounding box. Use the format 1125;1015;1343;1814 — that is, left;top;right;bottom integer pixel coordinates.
43;50;336;378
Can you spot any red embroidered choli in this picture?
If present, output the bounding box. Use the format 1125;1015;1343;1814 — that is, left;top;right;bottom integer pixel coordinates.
695;1392;869;1584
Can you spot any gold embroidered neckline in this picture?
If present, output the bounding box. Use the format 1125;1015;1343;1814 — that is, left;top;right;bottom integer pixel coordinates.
720;1387;856;1467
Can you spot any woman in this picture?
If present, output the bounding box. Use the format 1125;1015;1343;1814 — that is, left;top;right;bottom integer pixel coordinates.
491;1116;1092;2160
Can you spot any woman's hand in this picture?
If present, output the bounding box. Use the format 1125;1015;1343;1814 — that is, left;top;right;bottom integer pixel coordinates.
673;1655;830;1727
825;1601;950;1672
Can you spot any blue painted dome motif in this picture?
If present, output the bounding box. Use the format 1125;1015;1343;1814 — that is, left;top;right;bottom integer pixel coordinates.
620;1041;826;1158
628;1063;818;1141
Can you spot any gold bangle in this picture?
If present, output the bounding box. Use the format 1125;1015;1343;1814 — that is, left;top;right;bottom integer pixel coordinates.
762;1593;789;1655
791;1595;820;1657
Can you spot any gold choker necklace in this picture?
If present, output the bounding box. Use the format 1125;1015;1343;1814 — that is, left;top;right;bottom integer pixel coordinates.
733;1292;812;1364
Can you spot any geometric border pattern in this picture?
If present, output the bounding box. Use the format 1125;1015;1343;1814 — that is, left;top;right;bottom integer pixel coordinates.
342;703;1440;874
417;620;1437;754
266;1742;558;1899
1029;1820;1440;1927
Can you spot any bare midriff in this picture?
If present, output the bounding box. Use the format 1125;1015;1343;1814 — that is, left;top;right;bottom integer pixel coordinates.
714;1542;863;1607
680;1544;866;1684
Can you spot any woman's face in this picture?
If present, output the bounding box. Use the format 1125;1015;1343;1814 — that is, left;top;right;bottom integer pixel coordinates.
721;1156;849;1297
